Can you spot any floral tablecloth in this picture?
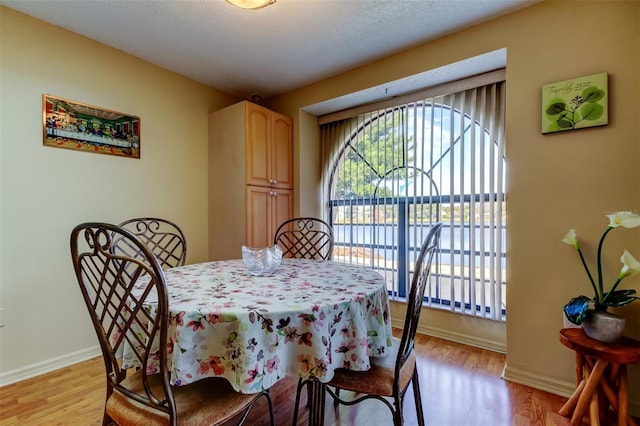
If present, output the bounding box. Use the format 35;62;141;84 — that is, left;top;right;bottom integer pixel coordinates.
125;258;392;393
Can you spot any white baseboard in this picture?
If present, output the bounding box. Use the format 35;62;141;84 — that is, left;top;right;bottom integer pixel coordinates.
503;364;640;417
0;346;101;387
502;364;575;397
418;323;506;354
391;317;507;354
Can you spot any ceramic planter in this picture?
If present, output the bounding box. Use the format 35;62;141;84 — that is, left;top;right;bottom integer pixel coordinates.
582;309;626;343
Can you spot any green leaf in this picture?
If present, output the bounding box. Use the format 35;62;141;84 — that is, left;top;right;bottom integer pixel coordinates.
546;122;562;133
582;86;605;103
557;117;574;129
573;111;581;122
223;313;238;322
376;313;384;325
579;103;604;121
602;289;639;307
545;100;567;116
563;295;591;325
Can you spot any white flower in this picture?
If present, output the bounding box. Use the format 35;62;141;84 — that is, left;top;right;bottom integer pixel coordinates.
619;250;640;279
562;229;579;249
607;211;640;229
564;214;640;323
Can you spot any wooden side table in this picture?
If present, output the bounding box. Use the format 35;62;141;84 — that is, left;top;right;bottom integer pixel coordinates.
559;328;640;426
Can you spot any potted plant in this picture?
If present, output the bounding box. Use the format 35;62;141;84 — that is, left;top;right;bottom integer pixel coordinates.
562;211;640;342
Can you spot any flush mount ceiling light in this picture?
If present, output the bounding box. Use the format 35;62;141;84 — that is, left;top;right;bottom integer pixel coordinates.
225;0;276;10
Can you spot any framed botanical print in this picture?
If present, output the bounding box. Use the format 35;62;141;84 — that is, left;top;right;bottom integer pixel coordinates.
542;72;608;134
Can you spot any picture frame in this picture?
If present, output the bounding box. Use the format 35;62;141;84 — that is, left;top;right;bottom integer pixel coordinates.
541;72;608;134
43;94;140;158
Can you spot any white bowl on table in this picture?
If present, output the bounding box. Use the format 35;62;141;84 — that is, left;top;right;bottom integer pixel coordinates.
241;245;283;276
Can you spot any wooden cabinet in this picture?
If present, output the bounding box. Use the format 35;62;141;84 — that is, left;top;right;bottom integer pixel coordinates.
245;104;293;189
246;186;293;248
208;101;293;260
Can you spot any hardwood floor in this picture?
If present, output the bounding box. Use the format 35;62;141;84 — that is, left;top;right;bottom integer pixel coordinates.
0;332;615;425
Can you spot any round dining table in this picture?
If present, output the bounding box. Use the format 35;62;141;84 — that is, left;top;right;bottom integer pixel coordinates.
125;257;393;424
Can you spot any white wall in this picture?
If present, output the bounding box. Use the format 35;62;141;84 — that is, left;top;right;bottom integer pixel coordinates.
0;7;237;384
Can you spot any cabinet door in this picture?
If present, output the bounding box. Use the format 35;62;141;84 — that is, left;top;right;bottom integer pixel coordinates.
245;103;271;187
246;186;271;248
246;186;293;248
271;188;293;234
271;113;293;189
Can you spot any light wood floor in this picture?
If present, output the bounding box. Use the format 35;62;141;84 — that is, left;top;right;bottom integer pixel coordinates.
0;331;626;426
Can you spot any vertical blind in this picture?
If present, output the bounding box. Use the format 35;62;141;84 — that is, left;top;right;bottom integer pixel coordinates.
320;71;506;320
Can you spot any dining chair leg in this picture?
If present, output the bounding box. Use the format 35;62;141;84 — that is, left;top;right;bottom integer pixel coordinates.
392;395;403;426
412;369;425;426
309;379;328;426
264;391;275;426
102;411;115;426
292;378;307;426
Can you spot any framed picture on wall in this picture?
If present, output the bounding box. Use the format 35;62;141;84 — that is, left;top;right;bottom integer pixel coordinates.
541;72;608;134
42;94;140;158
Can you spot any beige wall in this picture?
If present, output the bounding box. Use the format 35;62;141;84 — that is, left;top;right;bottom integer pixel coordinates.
270;0;640;411
0;7;237;383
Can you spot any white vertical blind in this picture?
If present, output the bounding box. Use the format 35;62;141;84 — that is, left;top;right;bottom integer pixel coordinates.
321;71;506;320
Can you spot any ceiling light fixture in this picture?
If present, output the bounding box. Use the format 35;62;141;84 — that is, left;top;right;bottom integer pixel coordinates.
225;0;276;10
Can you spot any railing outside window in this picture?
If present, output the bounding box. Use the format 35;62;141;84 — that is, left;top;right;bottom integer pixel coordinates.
331;197;506;318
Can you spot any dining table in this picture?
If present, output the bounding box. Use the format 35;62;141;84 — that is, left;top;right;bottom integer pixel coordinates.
123;257;393;425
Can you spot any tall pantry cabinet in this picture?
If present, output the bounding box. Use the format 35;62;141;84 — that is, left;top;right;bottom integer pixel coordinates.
208;101;293;260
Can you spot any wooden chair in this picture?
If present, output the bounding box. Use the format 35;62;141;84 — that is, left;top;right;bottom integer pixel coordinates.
117;217;187;269
293;222;443;426
274;217;334;414
70;222;274;426
273;217;334;260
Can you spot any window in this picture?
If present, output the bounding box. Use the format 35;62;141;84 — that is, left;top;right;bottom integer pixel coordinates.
320;71;506;320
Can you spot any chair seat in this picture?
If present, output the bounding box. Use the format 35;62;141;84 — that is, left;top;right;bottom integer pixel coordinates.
106;372;264;426
328;337;416;397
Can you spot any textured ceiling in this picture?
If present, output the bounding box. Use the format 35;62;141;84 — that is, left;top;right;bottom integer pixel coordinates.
1;0;538;104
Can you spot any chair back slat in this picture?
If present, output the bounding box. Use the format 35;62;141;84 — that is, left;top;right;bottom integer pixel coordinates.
70;222;176;420
116;217;187;269
396;223;443;374
273;217;334;260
